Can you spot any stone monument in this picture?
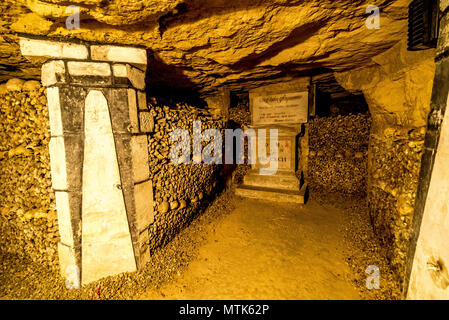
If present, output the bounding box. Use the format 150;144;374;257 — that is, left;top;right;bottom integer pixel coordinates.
236;79;309;203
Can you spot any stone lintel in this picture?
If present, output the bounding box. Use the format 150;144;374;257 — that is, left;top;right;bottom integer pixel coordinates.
20;38;147;67
67;61;111;77
91;45;147;69
19;37;148;91
20;38;89;61
42;61;146;90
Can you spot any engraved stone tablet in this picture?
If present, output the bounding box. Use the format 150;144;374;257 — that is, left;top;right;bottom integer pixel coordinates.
252;92;308;125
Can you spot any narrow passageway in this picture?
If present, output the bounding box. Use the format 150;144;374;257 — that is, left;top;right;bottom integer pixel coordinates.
139;197;361;300
3;0;449;301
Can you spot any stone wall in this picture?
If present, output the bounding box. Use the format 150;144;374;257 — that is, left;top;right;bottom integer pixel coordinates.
336;39;435;284
308;113;371;196
147;99;225;252
0;79;59;269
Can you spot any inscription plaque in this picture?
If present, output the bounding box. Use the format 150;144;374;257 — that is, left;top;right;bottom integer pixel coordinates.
252;92;308;125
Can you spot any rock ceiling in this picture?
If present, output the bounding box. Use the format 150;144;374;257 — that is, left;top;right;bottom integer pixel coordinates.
0;0;411;95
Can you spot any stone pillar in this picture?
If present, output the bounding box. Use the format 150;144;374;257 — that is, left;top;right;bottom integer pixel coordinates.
235;79;309;204
19;37;154;286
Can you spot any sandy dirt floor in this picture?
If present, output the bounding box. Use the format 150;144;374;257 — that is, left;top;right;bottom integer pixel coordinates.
0;189;400;300
138;198;360;299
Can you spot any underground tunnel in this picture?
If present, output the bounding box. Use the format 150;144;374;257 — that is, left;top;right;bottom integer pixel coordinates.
0;0;449;302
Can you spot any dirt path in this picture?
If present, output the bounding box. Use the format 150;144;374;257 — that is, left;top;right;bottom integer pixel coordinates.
1;190;397;300
138;198;361;300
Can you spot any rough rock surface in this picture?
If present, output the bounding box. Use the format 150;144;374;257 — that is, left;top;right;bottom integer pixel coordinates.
1;0;410;92
336;39;436;131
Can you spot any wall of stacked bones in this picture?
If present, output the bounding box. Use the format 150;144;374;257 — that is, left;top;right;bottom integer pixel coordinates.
146;99;225;253
307;110;426;283
0;79;59;269
308;113;371;196
0;78;229;268
368;127;425;282
0;79;426;286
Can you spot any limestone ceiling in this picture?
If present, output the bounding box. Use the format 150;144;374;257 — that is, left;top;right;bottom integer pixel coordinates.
0;0;411;94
